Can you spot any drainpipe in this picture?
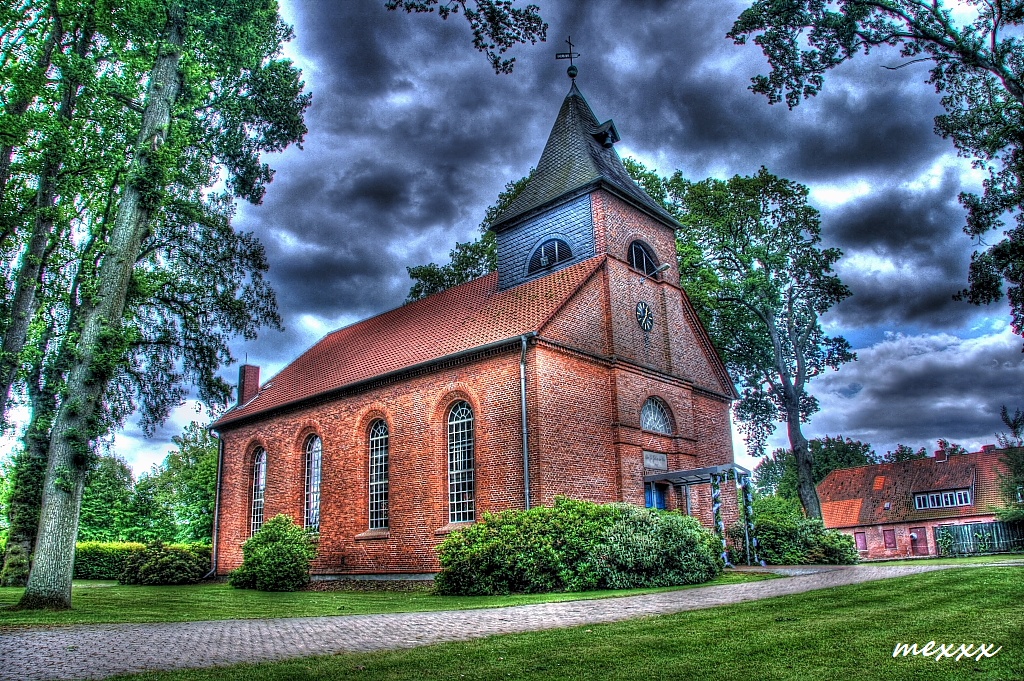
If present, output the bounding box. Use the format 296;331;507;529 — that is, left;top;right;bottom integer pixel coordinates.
204;430;224;580
520;334;532;510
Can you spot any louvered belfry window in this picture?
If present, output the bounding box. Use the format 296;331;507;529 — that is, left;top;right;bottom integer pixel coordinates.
304;435;322;532
251;447;267;536
629;241;660;278
528;238;573;273
447;401;475;523
368;419;390;530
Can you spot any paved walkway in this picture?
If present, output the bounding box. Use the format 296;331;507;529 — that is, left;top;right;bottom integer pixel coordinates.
0;563;987;680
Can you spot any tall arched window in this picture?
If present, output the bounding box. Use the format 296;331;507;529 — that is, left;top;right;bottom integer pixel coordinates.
251;447;267;536
304;435;322;531
641;397;673;434
528;238;573;273
629;241;661;278
368;419;390;530
447;401;475;523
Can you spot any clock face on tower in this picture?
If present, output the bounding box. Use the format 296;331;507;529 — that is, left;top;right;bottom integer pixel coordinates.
635;301;654;332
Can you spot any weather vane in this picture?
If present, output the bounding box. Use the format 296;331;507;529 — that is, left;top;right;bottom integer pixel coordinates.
555;36;580;80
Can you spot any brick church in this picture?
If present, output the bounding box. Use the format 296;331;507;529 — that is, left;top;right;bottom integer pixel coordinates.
211;78;741;577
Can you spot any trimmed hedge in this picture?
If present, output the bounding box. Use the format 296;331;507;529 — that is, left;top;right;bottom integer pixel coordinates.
120;542;211;585
434;497;723;595
229;515;318;591
74;542;146;580
73;541;211;582
728;496;858;565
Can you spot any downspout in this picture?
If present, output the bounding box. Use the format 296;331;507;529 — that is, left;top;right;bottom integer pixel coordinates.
520;333;532;510
204;430;224;580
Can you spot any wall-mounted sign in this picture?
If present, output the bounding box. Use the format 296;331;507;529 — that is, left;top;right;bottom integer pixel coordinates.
643;451;668;470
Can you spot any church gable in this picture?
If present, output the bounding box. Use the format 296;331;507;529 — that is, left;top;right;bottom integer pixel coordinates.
538;257;609;356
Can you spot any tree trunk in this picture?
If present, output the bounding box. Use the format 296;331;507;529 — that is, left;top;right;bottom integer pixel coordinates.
1;324;59;587
787;408;822;519
16;7;184;611
0;18;90;428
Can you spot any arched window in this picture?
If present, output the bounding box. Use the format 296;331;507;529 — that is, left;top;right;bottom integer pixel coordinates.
641;397;673;434
251;447;267;536
304;435;322;531
528;238;573;273
629;241;661;278
368;419;390;530
447;401;475;523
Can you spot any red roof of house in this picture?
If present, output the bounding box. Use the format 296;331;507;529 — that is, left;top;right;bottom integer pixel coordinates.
213;256;606;428
817;450;1011;528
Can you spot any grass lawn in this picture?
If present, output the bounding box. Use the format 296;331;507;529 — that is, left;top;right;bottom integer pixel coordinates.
0;570;773;628
108;566;1024;681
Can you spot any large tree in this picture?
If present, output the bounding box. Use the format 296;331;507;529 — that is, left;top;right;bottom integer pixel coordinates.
729;0;1024;345
13;0;308;611
668;168;855;518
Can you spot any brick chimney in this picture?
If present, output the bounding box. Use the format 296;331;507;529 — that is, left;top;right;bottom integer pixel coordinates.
238;364;260;406
934;449;947;463
981;444;996;452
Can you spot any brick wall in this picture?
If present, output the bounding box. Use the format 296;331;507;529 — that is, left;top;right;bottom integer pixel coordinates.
216;350;527;575
840;515;998;560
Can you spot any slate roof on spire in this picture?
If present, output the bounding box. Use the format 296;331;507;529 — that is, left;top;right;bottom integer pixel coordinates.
490;82;677;230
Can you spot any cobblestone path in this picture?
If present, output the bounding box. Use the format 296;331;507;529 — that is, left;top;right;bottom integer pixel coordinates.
0;564;967;680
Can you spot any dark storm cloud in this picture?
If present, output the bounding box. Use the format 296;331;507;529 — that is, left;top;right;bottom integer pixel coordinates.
103;0;1022;472
824;172;981;328
808;329;1024;454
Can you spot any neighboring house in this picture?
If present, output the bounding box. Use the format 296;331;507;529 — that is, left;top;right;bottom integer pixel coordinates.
209;78;740;577
818;448;1011;559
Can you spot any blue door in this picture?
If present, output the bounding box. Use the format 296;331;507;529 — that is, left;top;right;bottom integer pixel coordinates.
645;483;667;509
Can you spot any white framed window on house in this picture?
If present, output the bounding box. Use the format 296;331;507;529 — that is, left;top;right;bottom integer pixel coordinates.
914;489;972;509
251;447;267;536
368;419;390;530
448;401;475;523
304;435;322;532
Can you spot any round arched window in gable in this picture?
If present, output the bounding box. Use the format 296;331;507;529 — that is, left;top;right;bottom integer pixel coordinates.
629;241;661;278
528;238;573;273
640;397;673;434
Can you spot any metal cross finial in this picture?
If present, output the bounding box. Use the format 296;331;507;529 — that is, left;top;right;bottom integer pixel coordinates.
555;36;580;79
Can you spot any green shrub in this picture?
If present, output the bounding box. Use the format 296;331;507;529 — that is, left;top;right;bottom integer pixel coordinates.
598;507;722;589
434;497;622;595
728;496;858;565
229;515;317;591
74;541;146;579
120;542;211;585
0;543;29;586
434;497;723;595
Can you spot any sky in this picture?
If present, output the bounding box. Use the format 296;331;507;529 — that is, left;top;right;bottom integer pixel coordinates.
102;0;1022;475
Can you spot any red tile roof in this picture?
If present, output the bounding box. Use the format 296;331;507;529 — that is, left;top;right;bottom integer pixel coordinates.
817;450;1011;528
214;256;606;428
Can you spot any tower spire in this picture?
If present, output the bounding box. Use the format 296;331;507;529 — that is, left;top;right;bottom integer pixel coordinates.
555;36;580;80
